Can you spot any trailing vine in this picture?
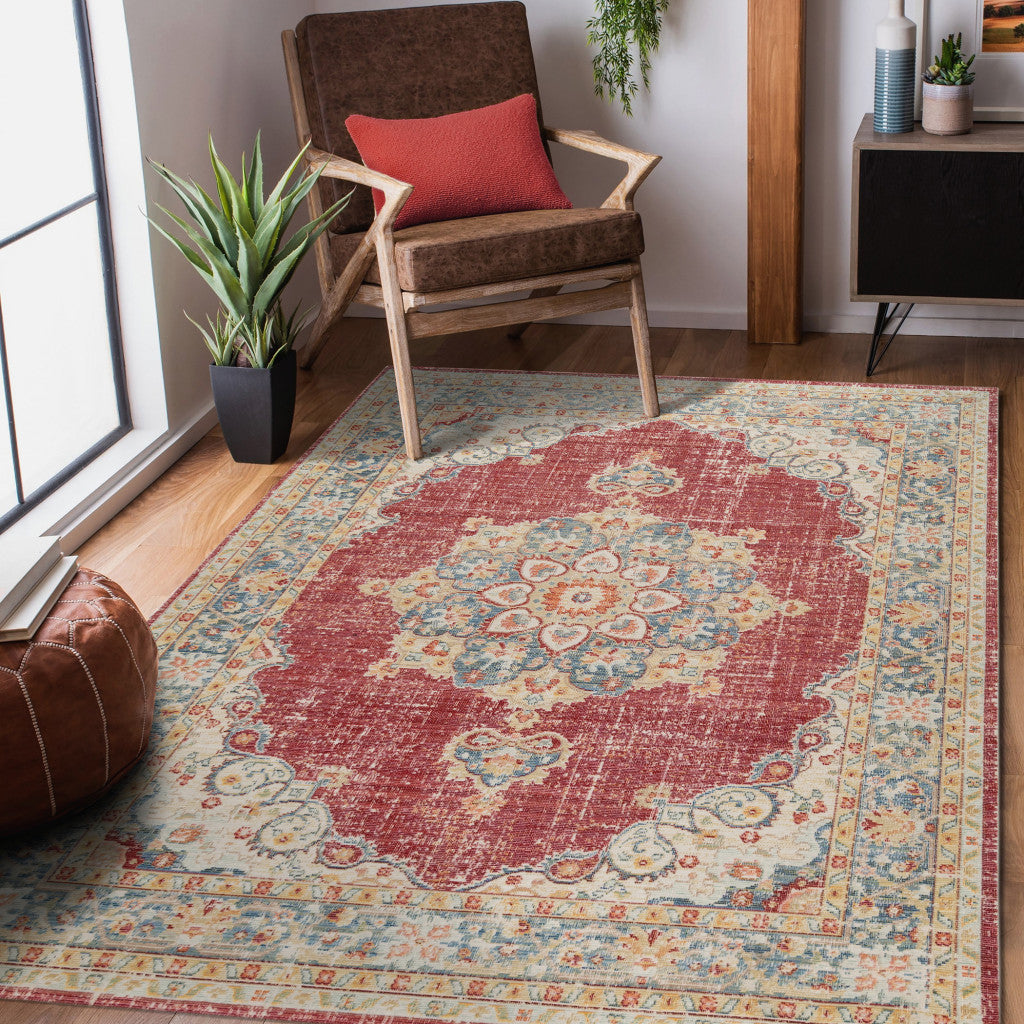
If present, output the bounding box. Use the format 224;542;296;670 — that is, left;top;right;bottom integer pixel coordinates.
587;0;669;117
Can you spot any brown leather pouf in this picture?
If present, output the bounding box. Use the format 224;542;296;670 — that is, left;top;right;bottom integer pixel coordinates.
0;568;158;836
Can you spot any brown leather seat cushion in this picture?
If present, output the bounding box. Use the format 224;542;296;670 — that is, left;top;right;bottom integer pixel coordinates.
0;569;158;836
329;207;644;294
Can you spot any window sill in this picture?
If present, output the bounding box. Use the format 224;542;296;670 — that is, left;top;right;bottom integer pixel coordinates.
7;403;217;556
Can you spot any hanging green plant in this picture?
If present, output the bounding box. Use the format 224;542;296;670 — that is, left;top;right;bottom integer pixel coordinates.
587;0;669;117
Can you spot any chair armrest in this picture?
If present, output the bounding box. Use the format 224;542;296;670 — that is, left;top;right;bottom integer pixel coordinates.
305;147;413;233
543;128;660;211
301;148;415;357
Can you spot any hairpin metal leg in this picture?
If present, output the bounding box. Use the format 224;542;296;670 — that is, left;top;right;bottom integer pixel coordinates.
866;302;914;377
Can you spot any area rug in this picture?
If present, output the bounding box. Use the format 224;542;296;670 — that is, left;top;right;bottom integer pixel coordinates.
0;370;998;1024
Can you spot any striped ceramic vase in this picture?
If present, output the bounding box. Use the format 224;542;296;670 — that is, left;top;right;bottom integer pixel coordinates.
874;0;917;133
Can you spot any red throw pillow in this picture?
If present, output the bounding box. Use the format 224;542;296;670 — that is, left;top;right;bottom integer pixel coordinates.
345;93;572;231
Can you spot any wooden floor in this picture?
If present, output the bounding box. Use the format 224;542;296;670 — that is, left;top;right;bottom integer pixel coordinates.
5;318;1018;1023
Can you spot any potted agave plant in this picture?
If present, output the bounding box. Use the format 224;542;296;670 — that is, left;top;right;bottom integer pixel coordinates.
922;32;976;136
148;135;347;463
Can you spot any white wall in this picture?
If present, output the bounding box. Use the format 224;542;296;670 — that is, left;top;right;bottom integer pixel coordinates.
522;0;750;329
123;0;321;430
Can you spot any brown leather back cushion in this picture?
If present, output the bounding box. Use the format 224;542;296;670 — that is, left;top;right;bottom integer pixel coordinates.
295;2;546;234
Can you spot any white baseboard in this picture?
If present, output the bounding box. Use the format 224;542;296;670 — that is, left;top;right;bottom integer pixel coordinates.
349;304;1024;337
646;307;1024;337
805;310;1024;339
563;308;750;331
348;304;751;331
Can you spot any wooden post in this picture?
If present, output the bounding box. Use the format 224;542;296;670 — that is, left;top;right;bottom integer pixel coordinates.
747;0;806;345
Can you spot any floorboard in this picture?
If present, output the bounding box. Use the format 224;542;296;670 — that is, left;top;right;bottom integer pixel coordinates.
2;320;1012;1024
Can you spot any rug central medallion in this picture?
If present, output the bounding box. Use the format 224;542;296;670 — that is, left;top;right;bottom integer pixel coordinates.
369;507;807;711
364;461;809;798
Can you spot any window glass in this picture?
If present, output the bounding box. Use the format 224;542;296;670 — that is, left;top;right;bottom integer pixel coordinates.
0;0;129;531
0;0;95;241
0;205;119;497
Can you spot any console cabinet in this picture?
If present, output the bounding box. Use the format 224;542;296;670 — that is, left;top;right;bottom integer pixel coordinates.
851;114;1024;371
853;114;1024;303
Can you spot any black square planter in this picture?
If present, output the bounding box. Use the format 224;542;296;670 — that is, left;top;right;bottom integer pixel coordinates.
209;351;297;464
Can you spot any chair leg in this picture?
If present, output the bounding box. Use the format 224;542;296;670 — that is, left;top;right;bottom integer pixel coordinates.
507;286;562;339
376;246;423;460
628;266;660;418
382;308;423;460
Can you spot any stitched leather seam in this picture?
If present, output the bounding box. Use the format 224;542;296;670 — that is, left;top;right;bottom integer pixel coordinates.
33;641;111;786
15;675;57;817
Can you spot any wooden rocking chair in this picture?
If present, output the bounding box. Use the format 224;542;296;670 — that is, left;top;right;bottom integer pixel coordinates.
282;2;661;459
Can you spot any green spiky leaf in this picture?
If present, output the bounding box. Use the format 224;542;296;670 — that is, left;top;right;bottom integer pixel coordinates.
253;202;286;269
185;308;243;365
147;132;350;365
245;132;265;222
209;136;256;238
234;222;262;304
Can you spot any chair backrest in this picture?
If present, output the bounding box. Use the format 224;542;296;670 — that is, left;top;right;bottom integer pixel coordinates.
294;2;546;235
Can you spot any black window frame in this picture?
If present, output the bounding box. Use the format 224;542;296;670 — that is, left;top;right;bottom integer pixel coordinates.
0;0;131;534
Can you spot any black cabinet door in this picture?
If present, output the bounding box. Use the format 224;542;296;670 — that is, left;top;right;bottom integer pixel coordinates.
857;148;1024;301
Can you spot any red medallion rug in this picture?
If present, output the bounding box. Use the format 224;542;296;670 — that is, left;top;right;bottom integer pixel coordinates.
0;370;999;1024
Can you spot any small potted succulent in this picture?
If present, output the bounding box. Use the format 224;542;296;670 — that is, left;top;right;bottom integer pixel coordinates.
922;32;976;135
148;135;347;463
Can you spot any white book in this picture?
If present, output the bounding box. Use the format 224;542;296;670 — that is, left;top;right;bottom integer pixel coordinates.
0;556;79;641
0;535;62;624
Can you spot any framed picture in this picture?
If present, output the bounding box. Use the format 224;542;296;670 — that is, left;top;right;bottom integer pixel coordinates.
925;0;1024;118
979;0;1024;50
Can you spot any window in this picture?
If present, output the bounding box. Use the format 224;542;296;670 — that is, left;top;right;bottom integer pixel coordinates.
0;0;130;533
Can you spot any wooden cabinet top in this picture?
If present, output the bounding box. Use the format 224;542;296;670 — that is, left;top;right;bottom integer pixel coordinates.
854;112;1024;152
